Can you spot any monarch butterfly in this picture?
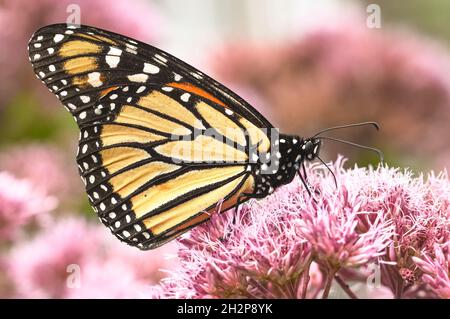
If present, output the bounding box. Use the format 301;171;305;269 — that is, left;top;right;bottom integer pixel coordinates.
28;24;381;250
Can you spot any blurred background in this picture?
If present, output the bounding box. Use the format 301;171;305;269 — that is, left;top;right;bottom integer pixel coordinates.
1;0;450;298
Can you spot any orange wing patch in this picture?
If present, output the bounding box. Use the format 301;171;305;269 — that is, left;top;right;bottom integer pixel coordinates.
75;33;117;45
109;161;180;198
132;166;245;219
100;124;165;147
167;82;226;107
142;174;246;234
154;135;248;163
115;105;191;136
63;56;98;75
171;174;255;234
100;147;150;174
59;40;102;57
137;91;205;130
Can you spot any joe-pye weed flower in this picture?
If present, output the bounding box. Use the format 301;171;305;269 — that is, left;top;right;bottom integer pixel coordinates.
154;157;450;299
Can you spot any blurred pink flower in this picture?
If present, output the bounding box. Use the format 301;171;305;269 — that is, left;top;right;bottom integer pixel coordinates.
210;23;450;168
154;157;450;299
413;244;450;299
0;144;82;203
0;171;56;241
7;218;99;298
0;0;162;108
7;217;176;298
64;259;150;299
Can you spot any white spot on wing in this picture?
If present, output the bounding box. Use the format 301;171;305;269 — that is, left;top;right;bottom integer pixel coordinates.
105;47;122;68
136;86;146;93
53;34;64;43
87;72;103;87
106;56;120;68
180;93;190;102
143;63;159;74
127;73;148;83
80;95;90;103
108;47;122;56
154;54;168;63
125;43;137;54
191;72;202;79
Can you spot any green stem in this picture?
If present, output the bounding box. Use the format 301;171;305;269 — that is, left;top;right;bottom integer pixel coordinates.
334;274;358;299
322;269;337;299
300;260;312;299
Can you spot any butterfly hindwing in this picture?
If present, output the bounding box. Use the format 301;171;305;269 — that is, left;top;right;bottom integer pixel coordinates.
28;24;268;249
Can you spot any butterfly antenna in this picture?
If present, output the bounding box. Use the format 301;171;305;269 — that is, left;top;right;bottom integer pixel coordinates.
316;155;338;188
317;136;384;163
313;121;379;138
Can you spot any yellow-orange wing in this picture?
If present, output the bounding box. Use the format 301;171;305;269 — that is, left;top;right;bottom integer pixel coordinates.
28;24;272;249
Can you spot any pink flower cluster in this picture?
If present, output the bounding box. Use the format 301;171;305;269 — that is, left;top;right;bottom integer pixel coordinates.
0;144;82;203
6;218;176;298
0;171;56;241
413;244;450;299
154;157;450;299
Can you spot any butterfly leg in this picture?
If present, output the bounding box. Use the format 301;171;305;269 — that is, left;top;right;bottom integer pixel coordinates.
301;162;321;197
299;163;320;203
299;170;313;198
221;193;250;242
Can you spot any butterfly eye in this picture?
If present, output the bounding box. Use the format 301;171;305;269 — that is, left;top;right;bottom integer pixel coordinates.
302;140;313;152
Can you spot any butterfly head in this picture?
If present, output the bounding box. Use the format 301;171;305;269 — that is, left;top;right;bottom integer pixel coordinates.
299;137;322;162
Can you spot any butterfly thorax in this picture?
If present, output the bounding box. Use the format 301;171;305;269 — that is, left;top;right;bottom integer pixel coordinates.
252;134;303;198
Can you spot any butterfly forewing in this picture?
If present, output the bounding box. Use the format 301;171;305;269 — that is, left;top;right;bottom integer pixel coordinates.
28;24;269;249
